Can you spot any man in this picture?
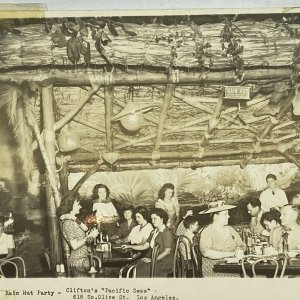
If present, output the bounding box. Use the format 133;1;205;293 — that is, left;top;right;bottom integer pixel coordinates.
110;206;136;241
246;198;265;235
271;204;300;252
259;174;288;212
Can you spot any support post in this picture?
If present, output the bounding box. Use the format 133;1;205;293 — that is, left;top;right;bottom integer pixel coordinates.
41;85;62;271
154;84;175;151
104;87;114;152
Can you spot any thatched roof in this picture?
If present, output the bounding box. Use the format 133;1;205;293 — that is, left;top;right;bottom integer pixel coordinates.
0;14;300;176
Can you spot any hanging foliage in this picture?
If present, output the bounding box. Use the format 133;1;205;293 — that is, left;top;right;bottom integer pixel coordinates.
49;17;137;66
0;82;38;180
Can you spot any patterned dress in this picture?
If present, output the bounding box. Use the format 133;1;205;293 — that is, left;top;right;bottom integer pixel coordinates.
199;225;245;277
61;218;90;277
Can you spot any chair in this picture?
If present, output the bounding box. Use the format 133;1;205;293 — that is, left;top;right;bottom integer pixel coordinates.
191;243;203;277
150;244;160;278
71;254;103;277
173;236;193;278
119;264;137;278
0;257;26;278
241;254;287;278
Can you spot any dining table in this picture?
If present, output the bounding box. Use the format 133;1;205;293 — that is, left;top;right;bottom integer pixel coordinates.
214;256;300;277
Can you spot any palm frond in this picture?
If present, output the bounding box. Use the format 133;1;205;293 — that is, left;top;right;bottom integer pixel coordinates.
0;83;35;180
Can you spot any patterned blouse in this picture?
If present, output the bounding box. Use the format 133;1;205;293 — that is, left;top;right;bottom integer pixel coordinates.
61;218;89;269
200;224;245;277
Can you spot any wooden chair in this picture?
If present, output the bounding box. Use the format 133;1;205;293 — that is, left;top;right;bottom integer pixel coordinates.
173;236;193;278
119;264;137;278
241;254;287;278
0;256;26;278
150;244;160;278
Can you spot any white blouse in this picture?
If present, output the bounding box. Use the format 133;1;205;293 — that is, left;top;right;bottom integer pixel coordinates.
92;202;118;217
127;223;153;245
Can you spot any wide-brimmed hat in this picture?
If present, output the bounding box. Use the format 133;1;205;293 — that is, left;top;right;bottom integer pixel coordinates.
198;200;236;214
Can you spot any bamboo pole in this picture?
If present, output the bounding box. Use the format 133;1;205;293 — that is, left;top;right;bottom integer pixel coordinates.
154;84;175;151
71;159;104;194
69;140;299;163
41;85;62;271
54;87;101;131
68;156;291;172
104;87;114;152
240;94;294;168
80;86;173;130
279;152;300;169
198;93;223;151
0;68;293;86
59;113;130;143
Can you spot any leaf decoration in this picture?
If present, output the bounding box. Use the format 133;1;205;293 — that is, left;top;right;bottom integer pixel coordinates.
67;36;81;64
95;38;111;64
51;30;67;48
61;21;72;36
80;25;88;37
67;21;79;34
118;23;137;36
94;18;107;29
101;32;112;46
84;42;91;66
107;20;118;36
91;27;97;40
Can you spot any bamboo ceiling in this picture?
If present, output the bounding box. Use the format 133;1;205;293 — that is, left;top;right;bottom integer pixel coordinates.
1;14;300;173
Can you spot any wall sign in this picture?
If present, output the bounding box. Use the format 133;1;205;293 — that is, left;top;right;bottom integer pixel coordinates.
224;86;251;100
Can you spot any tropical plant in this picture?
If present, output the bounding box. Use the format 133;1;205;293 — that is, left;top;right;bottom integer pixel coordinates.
0;82;38;180
48;17;137;66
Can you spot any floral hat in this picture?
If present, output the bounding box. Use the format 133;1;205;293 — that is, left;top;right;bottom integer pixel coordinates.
198;200;236;214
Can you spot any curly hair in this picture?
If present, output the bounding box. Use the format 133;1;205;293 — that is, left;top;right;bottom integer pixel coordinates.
57;192;81;217
157;183;175;200
92;184;110;200
260;209;281;229
134;206;150;222
150;207;169;225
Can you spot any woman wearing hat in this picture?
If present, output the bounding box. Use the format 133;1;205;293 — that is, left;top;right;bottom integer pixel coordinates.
199;201;246;277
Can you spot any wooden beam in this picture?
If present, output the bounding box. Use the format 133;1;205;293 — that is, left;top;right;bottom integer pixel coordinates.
41;85;62;271
71;159;104;194
68;156;290;172
279;151;300;169
0;68;293;86
54;87;101;131
198;94;223;151
240;94;294;168
104;87;114;152
154;84;175;151
69;140;299;163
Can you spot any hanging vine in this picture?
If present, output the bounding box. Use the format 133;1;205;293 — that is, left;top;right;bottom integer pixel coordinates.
220;16;245;83
48;18;137;66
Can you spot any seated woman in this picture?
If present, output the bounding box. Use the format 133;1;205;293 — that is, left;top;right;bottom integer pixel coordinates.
122;208;174;277
57;193;99;277
91;184;119;236
118;206;153;245
271;204;300;252
110;206;137;242
0;217;15;277
155;183;180;231
260;209;281;244
199;201;246;277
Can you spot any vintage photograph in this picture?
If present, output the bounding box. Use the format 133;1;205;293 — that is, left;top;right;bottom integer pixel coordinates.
0;8;300;281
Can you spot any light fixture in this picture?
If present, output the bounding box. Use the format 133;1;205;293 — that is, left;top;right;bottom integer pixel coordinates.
112;101;153;132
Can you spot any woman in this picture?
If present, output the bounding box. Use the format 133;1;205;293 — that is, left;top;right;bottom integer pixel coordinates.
260;209;281;243
122;208;174;277
57;193;99;277
155;183;180;231
199;201;246;277
118;206;153;245
92;184;119;236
